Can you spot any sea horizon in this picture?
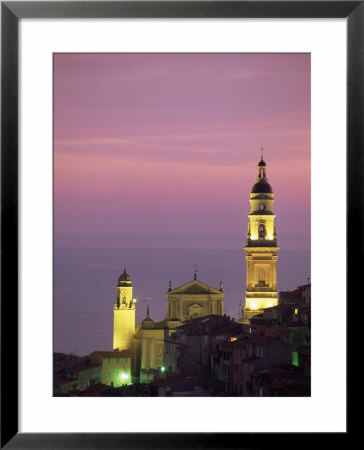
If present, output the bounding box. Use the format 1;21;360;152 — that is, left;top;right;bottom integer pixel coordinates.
54;246;310;356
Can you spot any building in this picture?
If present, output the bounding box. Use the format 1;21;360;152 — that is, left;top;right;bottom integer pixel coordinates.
241;156;280;322
231;337;249;395
166;273;224;320
279;281;311;304
238;335;292;396
164;314;239;378
89;350;132;387
105;156;310;392
53;353;102;394
150;374;226;397
112;269;226;383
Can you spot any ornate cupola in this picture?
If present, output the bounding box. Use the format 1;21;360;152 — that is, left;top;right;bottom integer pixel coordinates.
246;156;277;247
240;153;280;323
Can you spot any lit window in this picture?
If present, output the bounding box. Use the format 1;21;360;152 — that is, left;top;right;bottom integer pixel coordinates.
294;308;298;315
230;337;237;342
116;371;120;378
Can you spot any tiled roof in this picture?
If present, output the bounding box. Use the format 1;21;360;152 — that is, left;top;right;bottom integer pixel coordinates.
74;383;108;396
168;280;222;295
264;303;297;312
279;288;301;301
211;324;244;336
231;337;249;348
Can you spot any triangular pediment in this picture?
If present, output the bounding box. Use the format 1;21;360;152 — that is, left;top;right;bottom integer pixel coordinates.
168;279;222;295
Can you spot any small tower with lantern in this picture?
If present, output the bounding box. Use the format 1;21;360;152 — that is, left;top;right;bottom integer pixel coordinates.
113;268;136;351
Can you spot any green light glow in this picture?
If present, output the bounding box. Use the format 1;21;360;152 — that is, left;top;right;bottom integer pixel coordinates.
122;372;128;380
160;366;165;373
292;351;299;366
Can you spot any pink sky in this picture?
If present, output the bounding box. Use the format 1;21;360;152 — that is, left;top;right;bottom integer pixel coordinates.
54;53;310;250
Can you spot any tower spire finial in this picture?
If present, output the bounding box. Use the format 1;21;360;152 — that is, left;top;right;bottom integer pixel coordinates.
194;264;198;280
260;145;264;159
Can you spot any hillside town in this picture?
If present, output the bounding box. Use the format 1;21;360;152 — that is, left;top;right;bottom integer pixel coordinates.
54;282;310;397
54;157;311;397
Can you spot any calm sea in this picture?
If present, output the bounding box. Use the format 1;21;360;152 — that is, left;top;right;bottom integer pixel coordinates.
54;247;310;355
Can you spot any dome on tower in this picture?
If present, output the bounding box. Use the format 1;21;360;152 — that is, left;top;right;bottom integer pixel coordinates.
251;179;273;194
258;158;266;167
117;268;132;286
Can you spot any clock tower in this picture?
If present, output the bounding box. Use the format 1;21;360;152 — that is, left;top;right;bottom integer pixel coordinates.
113;268;136;351
242;156;280;322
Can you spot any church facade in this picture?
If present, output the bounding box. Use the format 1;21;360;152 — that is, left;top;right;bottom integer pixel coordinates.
112;270;225;383
112;156;279;383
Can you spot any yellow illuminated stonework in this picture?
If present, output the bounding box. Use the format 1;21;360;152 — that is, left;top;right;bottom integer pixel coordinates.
89;351;132;387
166;275;224;321
113;269;136;351
241;156;280;322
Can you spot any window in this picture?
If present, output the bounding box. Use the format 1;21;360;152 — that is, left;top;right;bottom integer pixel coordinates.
259;203;265;211
124;358;128;364
107;371;111;378
107;358;111;365
116;358;120;364
116;370;120;378
259;224;265;239
257;267;266;287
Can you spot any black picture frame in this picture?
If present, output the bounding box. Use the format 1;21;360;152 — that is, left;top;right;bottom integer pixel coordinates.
1;1;358;448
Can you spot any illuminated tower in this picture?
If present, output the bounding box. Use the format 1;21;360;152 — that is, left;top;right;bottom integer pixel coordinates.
242;156;280;321
113;268;136;351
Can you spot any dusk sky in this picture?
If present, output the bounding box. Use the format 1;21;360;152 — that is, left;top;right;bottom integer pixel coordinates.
54;53;310;251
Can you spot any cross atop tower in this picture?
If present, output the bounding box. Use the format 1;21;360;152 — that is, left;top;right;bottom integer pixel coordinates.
194;264;198;280
260;145;264;159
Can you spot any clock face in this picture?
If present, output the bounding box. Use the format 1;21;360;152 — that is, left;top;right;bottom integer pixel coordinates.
120;288;126;297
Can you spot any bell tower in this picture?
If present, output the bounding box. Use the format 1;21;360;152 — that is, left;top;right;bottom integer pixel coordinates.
113;268;136;351
242;155;280;322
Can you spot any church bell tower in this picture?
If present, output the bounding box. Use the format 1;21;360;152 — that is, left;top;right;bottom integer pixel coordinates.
113;268;136;351
242;155;280;321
